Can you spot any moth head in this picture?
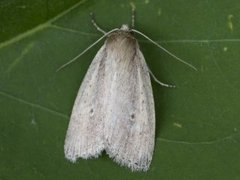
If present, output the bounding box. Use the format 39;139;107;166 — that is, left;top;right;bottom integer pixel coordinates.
120;24;130;31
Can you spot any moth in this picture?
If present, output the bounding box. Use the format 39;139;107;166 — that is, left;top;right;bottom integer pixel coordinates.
61;9;196;171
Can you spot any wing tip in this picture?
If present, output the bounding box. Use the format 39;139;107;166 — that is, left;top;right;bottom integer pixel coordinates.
106;148;152;172
64;143;105;162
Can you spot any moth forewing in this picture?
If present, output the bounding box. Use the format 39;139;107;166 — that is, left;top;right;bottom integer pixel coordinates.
64;45;107;161
103;31;155;171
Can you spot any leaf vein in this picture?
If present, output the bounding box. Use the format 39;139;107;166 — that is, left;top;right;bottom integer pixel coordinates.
157;133;239;145
0;90;68;119
0;0;87;49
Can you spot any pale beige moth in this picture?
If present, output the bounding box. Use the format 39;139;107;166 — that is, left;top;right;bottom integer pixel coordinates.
62;9;196;171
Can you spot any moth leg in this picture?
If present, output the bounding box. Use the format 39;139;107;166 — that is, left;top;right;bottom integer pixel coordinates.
148;68;176;88
130;3;136;28
90;12;106;34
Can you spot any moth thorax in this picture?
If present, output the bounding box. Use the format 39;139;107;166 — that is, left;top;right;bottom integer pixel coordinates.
120;24;130;31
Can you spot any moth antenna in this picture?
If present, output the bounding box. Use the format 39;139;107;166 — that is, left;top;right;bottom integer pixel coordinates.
56;28;119;72
132;29;198;71
148;67;176;88
90;12;106;34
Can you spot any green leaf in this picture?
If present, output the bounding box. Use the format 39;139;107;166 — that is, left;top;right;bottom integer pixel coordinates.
1;0;240;179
